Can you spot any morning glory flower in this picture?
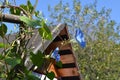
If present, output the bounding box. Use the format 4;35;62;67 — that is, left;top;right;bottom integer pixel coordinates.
51;47;60;62
75;28;86;48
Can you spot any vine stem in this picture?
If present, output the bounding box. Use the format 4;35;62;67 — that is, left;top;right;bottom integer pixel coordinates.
31;0;38;17
0;5;29;16
5;61;9;75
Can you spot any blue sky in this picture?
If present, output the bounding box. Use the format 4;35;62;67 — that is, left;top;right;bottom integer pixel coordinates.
96;0;120;23
36;0;120;23
5;0;120;32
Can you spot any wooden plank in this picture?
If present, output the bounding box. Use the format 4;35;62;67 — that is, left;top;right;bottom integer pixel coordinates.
51;42;72;50
45;42;72;54
57;68;79;77
60;43;72;50
60;54;75;64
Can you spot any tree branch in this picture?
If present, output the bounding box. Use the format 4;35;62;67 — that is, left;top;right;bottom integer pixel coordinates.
0;13;22;24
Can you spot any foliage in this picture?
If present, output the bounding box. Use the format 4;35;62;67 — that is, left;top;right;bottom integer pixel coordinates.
46;72;55;80
0;0;61;79
0;24;7;38
38;20;52;40
30;51;45;67
48;0;120;79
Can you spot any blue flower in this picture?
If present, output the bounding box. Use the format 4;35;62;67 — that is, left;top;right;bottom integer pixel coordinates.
51;47;60;62
75;28;86;48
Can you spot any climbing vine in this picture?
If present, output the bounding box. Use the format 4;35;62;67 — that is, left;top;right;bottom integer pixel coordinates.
0;0;61;79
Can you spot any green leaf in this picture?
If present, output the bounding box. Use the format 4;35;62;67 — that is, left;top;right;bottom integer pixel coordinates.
0;43;5;48
30;51;44;67
10;7;21;15
0;73;6;78
5;57;21;68
0;43;9;48
56;61;62;68
20;4;27;11
20;1;33;14
0;24;7;38
39;20;52;40
46;72;55;80
27;0;34;13
20;16;34;27
35;11;40;17
26;71;40;80
20;16;41;27
0;54;4;60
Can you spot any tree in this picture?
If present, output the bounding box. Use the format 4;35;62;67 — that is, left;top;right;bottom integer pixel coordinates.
0;0;57;79
48;0;120;79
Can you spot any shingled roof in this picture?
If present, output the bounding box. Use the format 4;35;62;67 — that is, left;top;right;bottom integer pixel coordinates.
0;23;66;51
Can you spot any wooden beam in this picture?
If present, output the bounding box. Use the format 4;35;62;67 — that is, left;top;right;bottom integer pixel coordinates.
0;13;22;24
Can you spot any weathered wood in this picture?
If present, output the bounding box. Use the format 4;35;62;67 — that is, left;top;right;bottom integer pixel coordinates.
45;42;72;54
60;54;75;64
57;68;79;77
0;13;22;24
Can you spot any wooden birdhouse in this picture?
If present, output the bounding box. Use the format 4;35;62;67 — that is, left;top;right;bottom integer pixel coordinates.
0;23;81;80
26;23;82;80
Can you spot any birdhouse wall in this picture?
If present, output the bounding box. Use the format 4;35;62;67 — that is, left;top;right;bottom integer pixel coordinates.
45;27;81;80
